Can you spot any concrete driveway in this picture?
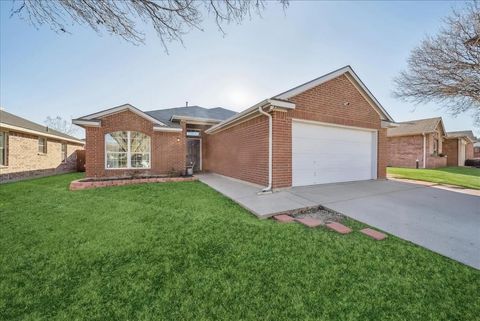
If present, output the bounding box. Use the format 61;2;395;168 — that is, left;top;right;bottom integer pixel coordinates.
198;173;480;269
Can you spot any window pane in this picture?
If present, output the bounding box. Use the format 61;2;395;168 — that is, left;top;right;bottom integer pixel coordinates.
38;138;46;153
106;153;128;168
105;131;128;152
131;153;150;168
130;132;150;153
62;143;67;162
0;132;4;166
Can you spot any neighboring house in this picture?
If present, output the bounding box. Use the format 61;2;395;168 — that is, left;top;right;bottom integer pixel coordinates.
386;117;447;169
444;130;475;166
0;110;85;182
73;66;395;189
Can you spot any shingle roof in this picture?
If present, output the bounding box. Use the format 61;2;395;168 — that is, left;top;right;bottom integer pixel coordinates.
0;110;83;143
387;117;443;137
447;130;476;140
145;106;237;128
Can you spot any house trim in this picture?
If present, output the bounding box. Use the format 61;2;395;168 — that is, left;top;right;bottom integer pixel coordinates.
206;99;295;134
76;104;168;127
274;65;394;122
0;123;84;145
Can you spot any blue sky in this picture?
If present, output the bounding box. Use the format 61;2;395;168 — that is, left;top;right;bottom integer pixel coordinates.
0;0;476;138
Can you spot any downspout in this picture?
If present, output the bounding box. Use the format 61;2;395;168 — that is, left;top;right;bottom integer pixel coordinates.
422;133;427;169
258;105;272;193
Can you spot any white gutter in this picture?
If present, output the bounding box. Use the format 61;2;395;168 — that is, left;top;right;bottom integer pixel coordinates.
258;105;272;193
206;98;295;134
422;133;427;168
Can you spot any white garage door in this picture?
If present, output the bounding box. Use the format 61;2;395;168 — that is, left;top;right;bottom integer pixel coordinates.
292;120;377;186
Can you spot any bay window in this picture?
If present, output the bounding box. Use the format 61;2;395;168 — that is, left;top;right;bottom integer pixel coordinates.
105;131;151;169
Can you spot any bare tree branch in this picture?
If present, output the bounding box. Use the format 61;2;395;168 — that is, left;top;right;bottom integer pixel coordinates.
10;0;289;52
45;116;80;136
393;1;480;126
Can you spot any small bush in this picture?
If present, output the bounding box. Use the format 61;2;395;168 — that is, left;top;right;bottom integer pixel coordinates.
465;159;480;167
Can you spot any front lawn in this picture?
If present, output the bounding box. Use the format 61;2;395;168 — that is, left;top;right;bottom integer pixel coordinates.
1;173;479;321
387;166;480;190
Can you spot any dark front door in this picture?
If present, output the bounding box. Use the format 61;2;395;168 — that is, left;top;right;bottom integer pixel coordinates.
187;139;201;172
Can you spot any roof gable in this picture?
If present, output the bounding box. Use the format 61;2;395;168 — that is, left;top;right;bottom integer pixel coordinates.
74;104;167;127
387;117;443;137
274;65;394;122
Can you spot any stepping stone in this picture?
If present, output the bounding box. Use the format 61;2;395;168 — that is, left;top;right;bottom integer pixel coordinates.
273;214;295;223
295;217;322;228
325;222;352;234
360;228;387;240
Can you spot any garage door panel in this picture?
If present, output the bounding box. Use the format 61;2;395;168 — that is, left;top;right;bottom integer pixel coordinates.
292;121;377;186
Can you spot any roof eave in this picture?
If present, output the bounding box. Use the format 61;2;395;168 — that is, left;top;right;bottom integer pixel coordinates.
274;65;394;122
0;122;85;145
205;99;296;134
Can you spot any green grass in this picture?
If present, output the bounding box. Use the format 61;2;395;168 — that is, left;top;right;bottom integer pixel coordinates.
387;166;480;189
1;173;479;321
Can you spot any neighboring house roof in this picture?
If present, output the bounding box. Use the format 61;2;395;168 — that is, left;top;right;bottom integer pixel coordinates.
387;117;444;137
73;103;236;130
274;65;394;122
145;106;236;128
446;130;476;141
0;110;84;144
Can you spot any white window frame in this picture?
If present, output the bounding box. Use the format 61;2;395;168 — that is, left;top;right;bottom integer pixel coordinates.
0;131;7;166
104;131;151;170
38;137;47;154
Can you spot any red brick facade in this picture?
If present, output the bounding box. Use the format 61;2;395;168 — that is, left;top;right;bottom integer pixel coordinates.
207;74;388;188
444;138;474;166
387;122;447;169
85;110;185;178
204;116;269;186
0;131;84;182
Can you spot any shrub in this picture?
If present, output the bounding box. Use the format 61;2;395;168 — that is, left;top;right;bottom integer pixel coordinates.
465;159;480;167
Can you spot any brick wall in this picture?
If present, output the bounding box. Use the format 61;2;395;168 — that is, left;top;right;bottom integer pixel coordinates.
474;146;480;158
0;131;83;182
444;138;458;166
271;74;386;188
387;135;424;168
85;110;184;178
205;115;268;186
387;133;447;169
466;142;474;160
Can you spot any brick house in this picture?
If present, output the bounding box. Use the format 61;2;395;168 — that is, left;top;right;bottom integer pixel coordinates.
386;117;447;169
474;141;480;159
0;110;85;182
444;131;475;166
73;66;395;190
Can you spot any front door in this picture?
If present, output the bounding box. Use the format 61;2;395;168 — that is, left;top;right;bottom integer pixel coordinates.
187;139;201;172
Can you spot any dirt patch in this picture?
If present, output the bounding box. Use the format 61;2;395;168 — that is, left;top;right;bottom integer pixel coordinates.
289;206;345;225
